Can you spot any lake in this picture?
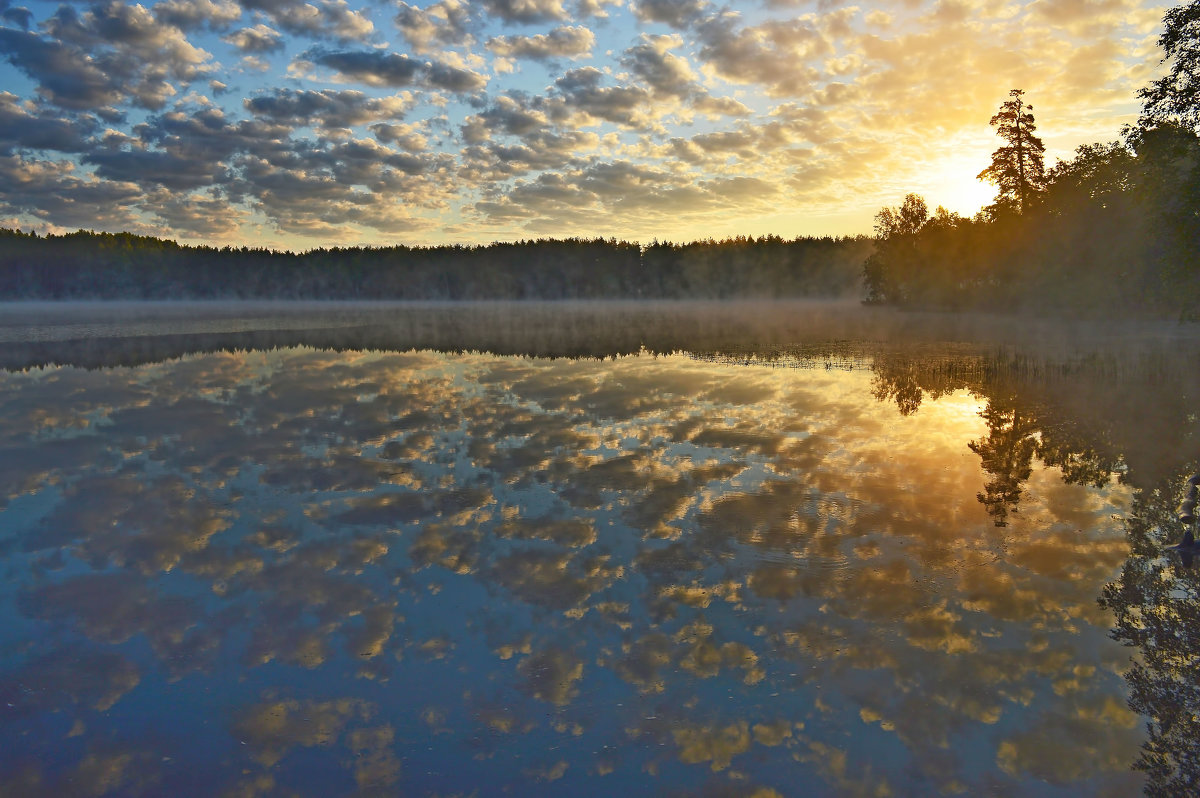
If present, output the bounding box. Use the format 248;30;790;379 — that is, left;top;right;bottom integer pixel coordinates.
1;301;1197;796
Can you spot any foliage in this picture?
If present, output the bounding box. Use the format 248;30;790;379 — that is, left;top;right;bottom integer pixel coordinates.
862;193;928;304
1139;0;1200;132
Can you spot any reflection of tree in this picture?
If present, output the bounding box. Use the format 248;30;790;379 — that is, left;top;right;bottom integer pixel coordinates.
871;346;1200;789
868;357;1049;523
968;401;1039;526
869;353;967;417
1037;429;1122;489
869;355;1057;523
870;368;926;416
1101;480;1200;796
869;353;1131;523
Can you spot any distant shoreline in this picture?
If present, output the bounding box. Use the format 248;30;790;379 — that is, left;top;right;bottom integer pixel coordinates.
0;228;871;302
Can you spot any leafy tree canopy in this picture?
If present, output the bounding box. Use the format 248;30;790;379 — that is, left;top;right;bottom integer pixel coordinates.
873;193;929;239
1140;0;1200;132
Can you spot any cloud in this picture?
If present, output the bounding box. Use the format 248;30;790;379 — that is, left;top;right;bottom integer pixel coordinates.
244;88;411;128
0;92;96;153
554;67;653;127
369;121;428;151
632;0;710;28
153;0;242;31
487;25;594;60
0;153;146;228
460;129;593;181
73;105;283;198
622;34;695;96
223;24;284;54
144;187;248;237
469;153;791;235
240;0;374;42
0;2;213;111
693;12;832;97
307;48;488;92
85;146;220;189
311;49;423;86
140;106;291;163
618;32;749;119
465;93;551;138
0;0;1164;243
229;134;455;235
0;0;32;31
425;58;489;92
481;0;570;25
394;0;473;54
1028;0;1138;36
0;26;124;110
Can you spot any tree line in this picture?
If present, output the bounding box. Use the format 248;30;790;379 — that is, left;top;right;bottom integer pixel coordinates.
0;228;870;301
863;0;1200;317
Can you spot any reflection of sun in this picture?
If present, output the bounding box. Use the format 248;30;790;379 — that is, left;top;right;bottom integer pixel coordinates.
937;392;988;426
911;391;989;450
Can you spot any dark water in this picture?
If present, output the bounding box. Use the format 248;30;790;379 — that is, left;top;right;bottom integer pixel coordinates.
1;301;1198;796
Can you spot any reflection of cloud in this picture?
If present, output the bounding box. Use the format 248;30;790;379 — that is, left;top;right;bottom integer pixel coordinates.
346;725;402;790
410;522;480;572
0;646;140;715
995;701;1142;787
488;549;621;610
30;472;231;574
233;696;374;767
614;632;673;693
672;720;751;771
517;646;584;705
0;346;1143;793
496;516;597;546
19;572;219;674
71;747;157;797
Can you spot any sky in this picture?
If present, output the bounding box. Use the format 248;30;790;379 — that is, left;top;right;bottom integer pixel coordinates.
0;0;1172;249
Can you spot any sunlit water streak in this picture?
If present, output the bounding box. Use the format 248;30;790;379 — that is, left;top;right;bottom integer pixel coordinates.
0;337;1149;797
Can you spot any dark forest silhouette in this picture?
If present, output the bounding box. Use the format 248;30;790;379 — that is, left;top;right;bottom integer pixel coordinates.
0;230;870;301
864;1;1200;317
861;118;1200;316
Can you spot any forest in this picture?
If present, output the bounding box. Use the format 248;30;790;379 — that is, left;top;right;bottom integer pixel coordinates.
0;229;870;301
864;0;1200;317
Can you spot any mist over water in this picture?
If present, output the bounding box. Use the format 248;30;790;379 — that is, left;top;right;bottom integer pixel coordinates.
2;298;1194;364
2;302;1198;795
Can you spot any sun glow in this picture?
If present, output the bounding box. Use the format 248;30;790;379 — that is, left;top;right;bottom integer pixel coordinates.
917;151;999;219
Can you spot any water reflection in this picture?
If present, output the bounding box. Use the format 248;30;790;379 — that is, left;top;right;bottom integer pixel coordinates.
0;341;1156;796
1101;476;1200;797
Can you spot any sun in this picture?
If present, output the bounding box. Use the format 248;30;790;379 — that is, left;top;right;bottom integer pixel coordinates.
916;150;998;219
896;127;1002;220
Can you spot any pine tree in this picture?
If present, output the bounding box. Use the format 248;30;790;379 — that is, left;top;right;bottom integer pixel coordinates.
977;89;1046;214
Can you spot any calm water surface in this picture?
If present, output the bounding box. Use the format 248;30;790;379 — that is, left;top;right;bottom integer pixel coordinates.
1;302;1197;796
